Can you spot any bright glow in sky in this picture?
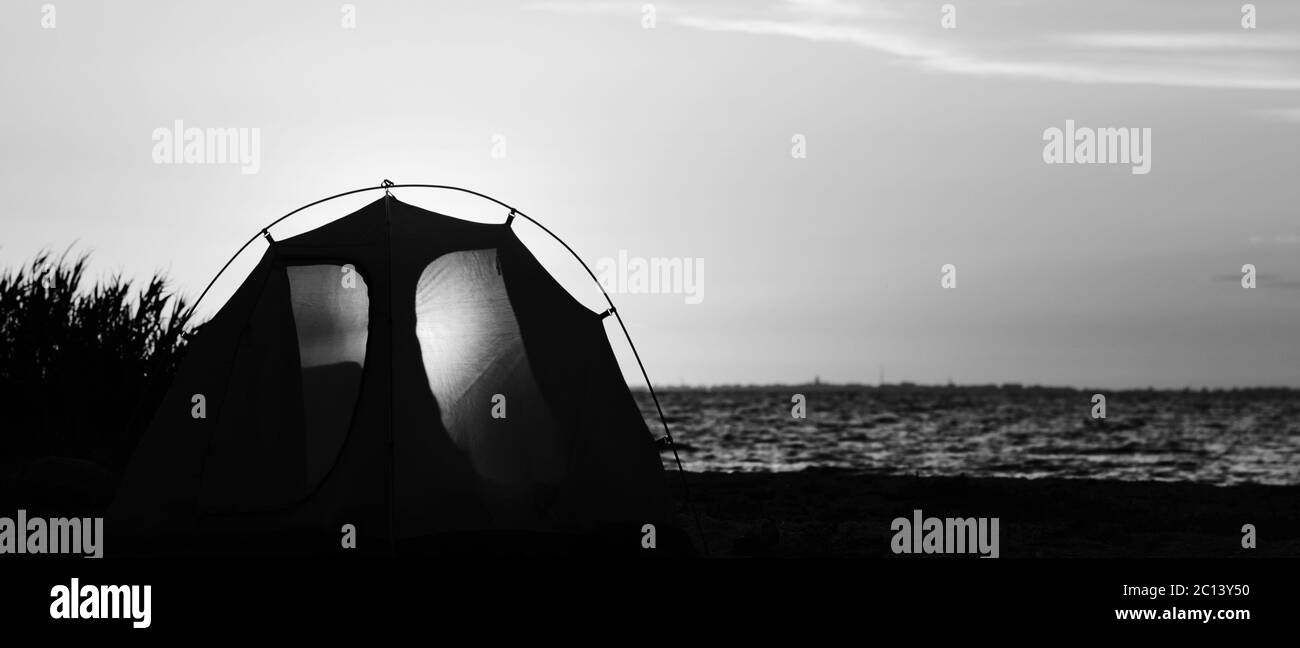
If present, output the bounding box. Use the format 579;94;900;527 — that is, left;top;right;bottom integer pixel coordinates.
3;0;1297;388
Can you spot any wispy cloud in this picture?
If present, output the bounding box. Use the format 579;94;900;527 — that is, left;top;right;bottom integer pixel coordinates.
532;0;1300;91
673;16;950;61
1058;32;1300;52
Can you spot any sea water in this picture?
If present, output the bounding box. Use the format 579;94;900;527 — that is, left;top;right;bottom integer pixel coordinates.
637;386;1300;486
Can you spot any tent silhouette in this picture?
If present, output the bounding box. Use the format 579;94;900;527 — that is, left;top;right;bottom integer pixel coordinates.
109;184;693;555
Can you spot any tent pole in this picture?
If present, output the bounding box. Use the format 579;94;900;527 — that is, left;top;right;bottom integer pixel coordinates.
186;182;709;556
508;211;710;557
383;182;397;556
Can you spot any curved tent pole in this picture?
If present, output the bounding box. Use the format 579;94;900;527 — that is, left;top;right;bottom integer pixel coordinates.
187;181;708;555
506;208;709;557
191;184;518;312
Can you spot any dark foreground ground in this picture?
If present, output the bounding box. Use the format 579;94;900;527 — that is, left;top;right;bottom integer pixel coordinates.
7;459;1298;558
669;469;1300;558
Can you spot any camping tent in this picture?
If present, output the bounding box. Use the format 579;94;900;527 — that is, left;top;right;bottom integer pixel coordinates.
108;189;681;555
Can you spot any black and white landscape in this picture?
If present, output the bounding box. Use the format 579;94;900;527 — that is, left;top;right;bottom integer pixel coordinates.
1;0;1297;633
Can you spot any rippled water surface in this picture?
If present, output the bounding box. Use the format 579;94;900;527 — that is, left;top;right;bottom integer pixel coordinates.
636;387;1300;486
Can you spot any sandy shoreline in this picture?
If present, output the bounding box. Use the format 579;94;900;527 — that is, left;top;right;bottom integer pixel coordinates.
669;469;1300;558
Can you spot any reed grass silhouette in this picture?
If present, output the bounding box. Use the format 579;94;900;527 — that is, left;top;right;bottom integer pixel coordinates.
0;249;195;493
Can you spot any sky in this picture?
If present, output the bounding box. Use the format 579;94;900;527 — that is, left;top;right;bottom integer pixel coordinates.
2;0;1298;389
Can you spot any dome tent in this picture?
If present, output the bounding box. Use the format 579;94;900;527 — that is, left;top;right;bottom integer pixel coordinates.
108;183;693;555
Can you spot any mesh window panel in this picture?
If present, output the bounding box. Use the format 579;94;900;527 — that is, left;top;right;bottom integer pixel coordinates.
415;249;566;496
286;264;370;487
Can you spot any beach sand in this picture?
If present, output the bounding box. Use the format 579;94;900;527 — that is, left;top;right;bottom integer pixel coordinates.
669;469;1300;558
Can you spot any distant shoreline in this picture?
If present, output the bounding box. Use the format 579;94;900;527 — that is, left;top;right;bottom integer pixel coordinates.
634;383;1300;394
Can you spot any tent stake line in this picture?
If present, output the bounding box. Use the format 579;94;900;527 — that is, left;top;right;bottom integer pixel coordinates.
187;181;708;556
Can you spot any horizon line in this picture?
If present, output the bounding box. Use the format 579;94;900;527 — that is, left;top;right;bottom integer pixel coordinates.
628;380;1300;392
